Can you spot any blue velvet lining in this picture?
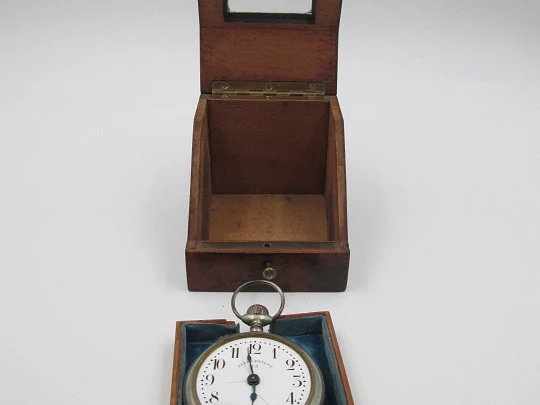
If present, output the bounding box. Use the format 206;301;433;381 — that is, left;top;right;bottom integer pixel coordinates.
270;316;347;405
178;315;346;405
179;322;239;404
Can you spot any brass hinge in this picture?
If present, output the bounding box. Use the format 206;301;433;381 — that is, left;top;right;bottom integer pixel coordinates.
212;81;326;99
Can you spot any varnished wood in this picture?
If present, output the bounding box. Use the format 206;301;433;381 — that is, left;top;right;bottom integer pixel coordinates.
199;0;342;29
326;96;348;247
187;0;349;291
186;95;350;291
209;194;328;241
187;96;211;242
186;250;349;291
330;97;349;246
208;98;329;194
326;99;337;241
198;0;342;94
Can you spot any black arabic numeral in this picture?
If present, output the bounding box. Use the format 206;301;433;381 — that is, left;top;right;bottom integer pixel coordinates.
293;375;302;387
213;359;226;370
273;347;277;359
249;343;262;354
286;392;295;404
205;374;215;386
286;359;295;370
231;347;240;358
209;391;219;403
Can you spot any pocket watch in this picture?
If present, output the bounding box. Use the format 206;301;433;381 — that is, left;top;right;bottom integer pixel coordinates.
184;280;324;405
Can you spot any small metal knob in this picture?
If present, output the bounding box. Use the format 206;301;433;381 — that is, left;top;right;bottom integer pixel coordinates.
241;304;272;333
262;261;277;280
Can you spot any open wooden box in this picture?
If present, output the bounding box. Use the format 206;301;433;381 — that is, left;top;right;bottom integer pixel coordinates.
186;0;349;292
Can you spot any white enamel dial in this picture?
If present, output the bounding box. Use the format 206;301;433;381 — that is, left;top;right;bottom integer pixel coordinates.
193;336;314;405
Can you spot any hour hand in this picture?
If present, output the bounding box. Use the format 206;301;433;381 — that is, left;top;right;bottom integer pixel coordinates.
250;387;257;405
246;354;261;386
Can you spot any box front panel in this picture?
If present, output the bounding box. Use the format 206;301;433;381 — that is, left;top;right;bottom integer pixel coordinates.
186;249;349;292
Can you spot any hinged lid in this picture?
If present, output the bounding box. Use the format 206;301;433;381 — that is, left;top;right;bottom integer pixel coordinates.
199;0;342;95
212;81;326;99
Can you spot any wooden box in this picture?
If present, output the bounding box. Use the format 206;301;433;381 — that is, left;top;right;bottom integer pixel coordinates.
170;312;354;405
186;0;350;292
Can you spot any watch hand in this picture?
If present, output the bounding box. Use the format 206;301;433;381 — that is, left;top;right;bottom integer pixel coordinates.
246;353;260;385
251;386;257;405
247;353;254;375
246;350;260;404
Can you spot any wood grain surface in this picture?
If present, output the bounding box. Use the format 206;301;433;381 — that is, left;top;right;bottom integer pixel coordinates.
186;249;349;291
198;0;342;94
187;96;211;242
209;194;328;241
187;0;349;291
186;95;349;291
327;96;349;247
208;98;329;194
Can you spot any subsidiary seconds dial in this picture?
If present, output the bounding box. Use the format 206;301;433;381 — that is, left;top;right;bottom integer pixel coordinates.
186;333;321;405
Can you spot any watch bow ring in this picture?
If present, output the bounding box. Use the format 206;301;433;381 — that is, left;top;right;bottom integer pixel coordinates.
231;280;286;332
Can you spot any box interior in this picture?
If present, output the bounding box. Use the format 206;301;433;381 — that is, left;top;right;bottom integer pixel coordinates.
195;98;341;243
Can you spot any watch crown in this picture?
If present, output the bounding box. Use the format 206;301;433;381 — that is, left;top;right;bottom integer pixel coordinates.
246;304;270;316
241;304;273;332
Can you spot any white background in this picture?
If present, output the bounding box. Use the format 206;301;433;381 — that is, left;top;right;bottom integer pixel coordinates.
1;1;539;404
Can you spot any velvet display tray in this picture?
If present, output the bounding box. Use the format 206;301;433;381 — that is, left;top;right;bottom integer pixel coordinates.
170;312;354;405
